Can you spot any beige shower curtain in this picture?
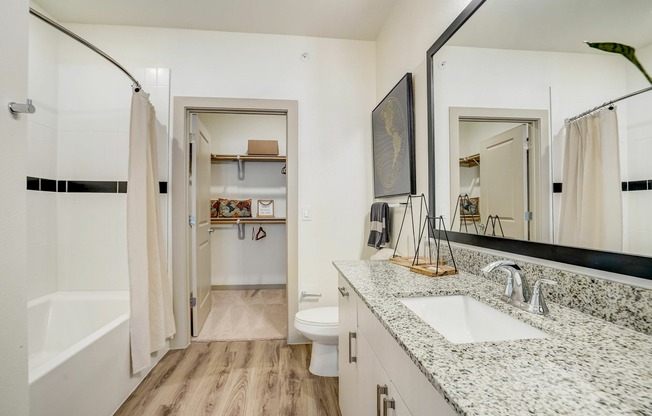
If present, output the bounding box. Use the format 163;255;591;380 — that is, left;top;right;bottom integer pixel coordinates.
127;90;176;375
558;108;622;251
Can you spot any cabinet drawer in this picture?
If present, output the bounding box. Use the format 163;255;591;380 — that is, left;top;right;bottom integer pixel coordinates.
358;301;456;416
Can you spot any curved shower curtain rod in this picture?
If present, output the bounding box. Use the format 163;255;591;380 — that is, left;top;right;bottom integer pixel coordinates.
29;7;142;92
565;85;652;123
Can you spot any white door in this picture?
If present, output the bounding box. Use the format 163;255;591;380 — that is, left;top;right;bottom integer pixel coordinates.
189;113;212;336
480;124;528;239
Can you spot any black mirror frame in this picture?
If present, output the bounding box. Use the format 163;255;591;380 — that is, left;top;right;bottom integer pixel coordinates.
426;0;652;280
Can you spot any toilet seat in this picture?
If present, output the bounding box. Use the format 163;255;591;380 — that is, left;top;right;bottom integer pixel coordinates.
295;306;338;327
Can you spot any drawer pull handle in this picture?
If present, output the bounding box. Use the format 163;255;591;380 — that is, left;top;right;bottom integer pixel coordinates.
383;397;395;415
338;286;349;297
376;384;388;416
348;332;357;363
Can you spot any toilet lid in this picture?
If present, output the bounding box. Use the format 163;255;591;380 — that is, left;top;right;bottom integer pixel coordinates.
295;306;338;327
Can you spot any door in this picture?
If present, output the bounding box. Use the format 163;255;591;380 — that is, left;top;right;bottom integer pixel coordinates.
189;113;212;336
479;124;528;239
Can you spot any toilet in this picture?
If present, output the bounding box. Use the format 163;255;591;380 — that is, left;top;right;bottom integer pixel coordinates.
294;306;339;377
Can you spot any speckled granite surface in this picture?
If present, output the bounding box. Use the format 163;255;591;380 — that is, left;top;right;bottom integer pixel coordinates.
333;260;652;415
438;246;652;335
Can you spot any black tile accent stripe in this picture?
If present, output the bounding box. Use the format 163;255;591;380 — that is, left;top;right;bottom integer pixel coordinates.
628;180;648;192
67;181;117;193
554;180;652;193
41;178;56;192
26;177;168;194
27;176;39;191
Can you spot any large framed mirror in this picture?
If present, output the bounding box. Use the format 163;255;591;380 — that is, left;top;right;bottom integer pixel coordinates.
427;0;652;279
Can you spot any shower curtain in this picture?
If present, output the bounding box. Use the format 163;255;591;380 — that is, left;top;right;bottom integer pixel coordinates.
558;108;622;251
127;90;176;374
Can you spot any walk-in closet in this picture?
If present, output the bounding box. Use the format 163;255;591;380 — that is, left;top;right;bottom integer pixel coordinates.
191;111;288;342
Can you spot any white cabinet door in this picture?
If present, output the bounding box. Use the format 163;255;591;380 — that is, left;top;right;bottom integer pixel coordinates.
357;332;411;416
338;275;358;416
358;300;457;416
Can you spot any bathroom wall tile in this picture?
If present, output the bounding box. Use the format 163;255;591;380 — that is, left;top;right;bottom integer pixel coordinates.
101;195;127;244
144;68;158;87
156;68;170;87
27;243;58;301
58;242;128;291
27;191;56;246
27;121;57;179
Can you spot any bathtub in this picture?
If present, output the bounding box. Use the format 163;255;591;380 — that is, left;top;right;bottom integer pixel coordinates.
28;291;162;416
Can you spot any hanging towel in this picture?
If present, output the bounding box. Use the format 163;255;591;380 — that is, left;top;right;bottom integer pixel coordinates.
127;90;176;375
368;202;390;249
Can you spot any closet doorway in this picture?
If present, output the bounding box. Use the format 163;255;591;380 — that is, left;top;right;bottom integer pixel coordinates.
171;97;299;349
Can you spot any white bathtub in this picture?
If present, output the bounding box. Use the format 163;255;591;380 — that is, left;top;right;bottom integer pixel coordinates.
28;291;161;416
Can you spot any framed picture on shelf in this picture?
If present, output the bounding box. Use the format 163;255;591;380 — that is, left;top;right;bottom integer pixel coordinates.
257;200;275;218
371;73;416;198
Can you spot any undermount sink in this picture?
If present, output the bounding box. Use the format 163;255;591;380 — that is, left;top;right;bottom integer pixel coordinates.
398;295;547;344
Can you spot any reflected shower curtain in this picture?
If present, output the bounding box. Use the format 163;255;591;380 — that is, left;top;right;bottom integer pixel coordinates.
127;90;176;374
558;108;622;251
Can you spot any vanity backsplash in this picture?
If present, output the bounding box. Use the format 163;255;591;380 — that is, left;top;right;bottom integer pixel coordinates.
438;245;652;335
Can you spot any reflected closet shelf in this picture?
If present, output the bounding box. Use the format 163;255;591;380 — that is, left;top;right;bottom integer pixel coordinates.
211;154;286;163
211;218;286;224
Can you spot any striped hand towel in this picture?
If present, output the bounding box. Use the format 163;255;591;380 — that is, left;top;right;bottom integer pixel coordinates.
368;202;390;249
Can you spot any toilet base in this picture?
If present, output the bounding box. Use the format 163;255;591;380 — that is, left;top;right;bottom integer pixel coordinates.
308;342;338;377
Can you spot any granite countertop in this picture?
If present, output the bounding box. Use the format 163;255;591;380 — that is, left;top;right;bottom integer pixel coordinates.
333;260;652;415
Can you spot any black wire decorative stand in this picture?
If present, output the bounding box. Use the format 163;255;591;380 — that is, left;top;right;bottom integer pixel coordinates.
390;194;457;276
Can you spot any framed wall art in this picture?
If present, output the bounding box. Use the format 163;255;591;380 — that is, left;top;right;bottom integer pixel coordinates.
371;73;416;198
257;199;275;218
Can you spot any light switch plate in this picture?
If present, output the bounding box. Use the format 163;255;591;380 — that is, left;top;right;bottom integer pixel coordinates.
302;206;311;221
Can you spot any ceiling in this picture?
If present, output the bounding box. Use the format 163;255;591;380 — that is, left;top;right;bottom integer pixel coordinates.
33;0;398;41
449;0;652;54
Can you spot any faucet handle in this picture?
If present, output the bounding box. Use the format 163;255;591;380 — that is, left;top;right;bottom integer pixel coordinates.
528;279;557;315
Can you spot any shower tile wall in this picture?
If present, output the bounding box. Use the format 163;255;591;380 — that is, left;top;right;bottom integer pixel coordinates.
27;19;170;298
26;17;59;300
624;43;652;255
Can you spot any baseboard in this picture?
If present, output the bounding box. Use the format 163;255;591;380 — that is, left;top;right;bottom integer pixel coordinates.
211;284;287;291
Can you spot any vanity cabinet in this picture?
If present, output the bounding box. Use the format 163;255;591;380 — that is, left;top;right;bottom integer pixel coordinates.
338;275;358;416
338;273;457;416
357;331;411;416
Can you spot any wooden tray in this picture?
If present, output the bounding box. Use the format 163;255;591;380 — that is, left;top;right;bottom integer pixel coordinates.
409;263;457;277
389;256;440;267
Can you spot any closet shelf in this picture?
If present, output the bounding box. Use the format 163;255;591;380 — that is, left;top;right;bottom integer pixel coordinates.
459;154;480;167
211;218;286;225
211;154;286;163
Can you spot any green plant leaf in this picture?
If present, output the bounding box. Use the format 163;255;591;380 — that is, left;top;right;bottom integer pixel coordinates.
586;42;652;85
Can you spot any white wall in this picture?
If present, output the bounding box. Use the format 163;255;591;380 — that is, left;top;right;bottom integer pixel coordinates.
63;24;376;309
0;0;29;413
374;0;472;255
200;113;287;286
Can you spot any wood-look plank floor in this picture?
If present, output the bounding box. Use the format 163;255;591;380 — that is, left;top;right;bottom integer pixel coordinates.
114;340;341;416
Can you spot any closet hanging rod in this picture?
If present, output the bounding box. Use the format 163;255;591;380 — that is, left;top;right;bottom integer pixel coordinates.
29;7;142;92
565;85;652;123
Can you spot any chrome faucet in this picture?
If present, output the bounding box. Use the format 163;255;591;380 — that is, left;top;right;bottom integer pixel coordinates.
482;260;557;315
482;260;531;308
528;279;557;315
